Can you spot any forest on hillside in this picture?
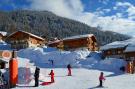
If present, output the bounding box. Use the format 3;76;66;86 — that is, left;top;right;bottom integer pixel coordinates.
0;10;131;45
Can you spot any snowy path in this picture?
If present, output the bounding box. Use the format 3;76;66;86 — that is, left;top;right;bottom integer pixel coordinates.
14;68;135;89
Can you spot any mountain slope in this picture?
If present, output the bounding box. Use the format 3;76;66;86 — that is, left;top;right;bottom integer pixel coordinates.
0;10;130;45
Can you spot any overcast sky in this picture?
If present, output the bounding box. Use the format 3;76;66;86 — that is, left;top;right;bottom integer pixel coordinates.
0;0;135;36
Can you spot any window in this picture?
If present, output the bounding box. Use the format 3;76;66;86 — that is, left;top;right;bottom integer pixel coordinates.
126;57;130;60
64;45;69;50
15;41;18;44
10;40;14;43
112;50;115;55
107;51;111;54
130;57;135;60
118;50;121;54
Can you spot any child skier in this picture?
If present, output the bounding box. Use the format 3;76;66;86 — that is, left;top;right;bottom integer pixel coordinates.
49;70;55;83
41;70;54;86
67;64;72;76
99;72;105;87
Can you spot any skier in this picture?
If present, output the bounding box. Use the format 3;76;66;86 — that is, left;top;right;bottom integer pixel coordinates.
99;72;105;87
67;64;72;76
34;67;40;87
49;59;54;66
49;70;55;83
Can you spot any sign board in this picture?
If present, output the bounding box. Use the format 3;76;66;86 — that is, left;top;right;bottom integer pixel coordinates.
2;50;12;59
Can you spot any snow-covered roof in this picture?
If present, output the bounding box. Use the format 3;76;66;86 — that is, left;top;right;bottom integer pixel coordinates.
124;45;135;52
8;30;44;40
123;38;135;44
0;31;7;36
63;34;94;40
101;37;135;51
48;40;61;45
101;41;128;50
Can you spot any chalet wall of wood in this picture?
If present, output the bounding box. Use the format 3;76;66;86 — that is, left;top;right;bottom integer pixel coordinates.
0;31;7;41
125;52;135;61
124;45;135;61
5;31;45;50
102;47;126;59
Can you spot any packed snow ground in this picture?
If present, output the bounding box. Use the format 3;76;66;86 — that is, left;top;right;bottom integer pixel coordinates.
14;68;135;89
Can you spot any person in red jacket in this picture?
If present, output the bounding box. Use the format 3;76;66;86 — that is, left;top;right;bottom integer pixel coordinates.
99;72;105;87
49;70;55;83
67;64;72;76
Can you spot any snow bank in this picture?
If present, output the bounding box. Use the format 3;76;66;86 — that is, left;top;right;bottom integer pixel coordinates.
18;47;126;73
95;58;126;72
80;57;126;72
18;48;90;68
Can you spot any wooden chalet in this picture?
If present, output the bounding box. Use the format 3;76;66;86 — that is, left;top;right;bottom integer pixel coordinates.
0;31;7;41
48;34;99;51
62;34;99;51
5;30;45;50
101;41;128;59
101;40;135;74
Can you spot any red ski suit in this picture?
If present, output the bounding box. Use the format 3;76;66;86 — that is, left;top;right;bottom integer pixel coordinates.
49;70;55;83
99;72;105;87
99;74;105;81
